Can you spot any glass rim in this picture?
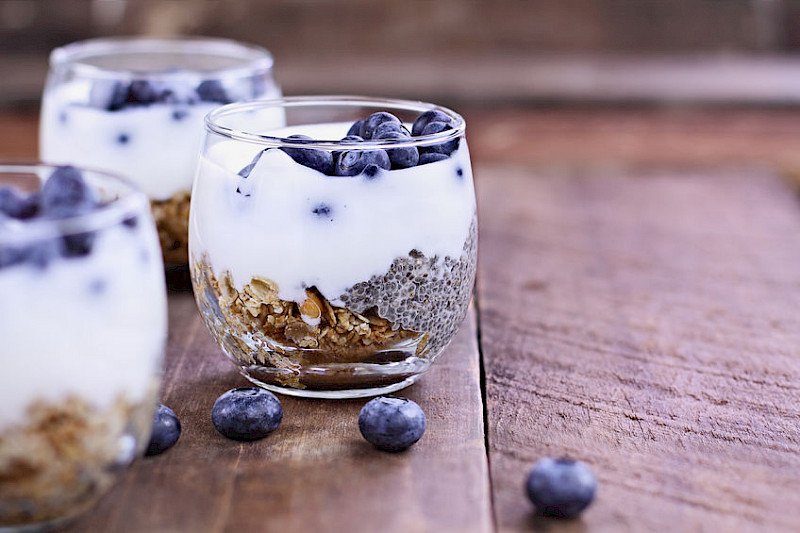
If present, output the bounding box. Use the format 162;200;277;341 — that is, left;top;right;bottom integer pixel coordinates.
0;162;150;245
204;96;466;150
49;36;275;81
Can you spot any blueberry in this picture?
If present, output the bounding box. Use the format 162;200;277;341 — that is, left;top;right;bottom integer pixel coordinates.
171;109;189;121
456;167;464;178
123;215;138;228
358;396;426;452
525;458;597;518
360;112;401;140
418;152;449;165
363;164;382;179
211;387;283;441
334;149;390;177
91;80;129;111
312;203;332;218
61;233;95;257
0;187;39;219
341;135;364;143
146;404;181;456
418;121;459;156
280;135;334;175
373;121;409;140
376;131;419;169
117;133;130;145
41;166;98;219
127;80;161;105
238;149;267;178
412;109;453;136
0;239;58;270
347;120;364;137
196;80;232;104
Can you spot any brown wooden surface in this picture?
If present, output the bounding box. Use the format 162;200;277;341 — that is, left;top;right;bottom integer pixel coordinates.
477;166;800;531
4;110;800;531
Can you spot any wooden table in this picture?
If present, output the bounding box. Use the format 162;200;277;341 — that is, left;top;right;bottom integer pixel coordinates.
3;109;800;532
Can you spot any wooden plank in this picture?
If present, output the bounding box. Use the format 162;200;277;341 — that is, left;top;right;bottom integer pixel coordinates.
476;165;800;532
63;288;492;532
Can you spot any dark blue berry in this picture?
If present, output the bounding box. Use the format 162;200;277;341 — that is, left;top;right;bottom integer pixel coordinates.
358;397;426;452
341;135;364;143
0;240;56;270
418;121;459;156
334;149;390;176
376;131;419;169
418;152;449;165
196;80;232;104
41;166;98;219
360;112;401;140
117;133;130;145
373;121;409;140
347;120;364;137
146;404;181;456
526;458;597;518
91;80;129;111
412;109;453;136
0;187;39;219
238;149;267;178
61;233;95;257
456;167;464;178
171;109;189;121
281;135;334;175
363;164;382;179
127;80;161;105
212;387;283;441
312;203;333;218
123;215;138;228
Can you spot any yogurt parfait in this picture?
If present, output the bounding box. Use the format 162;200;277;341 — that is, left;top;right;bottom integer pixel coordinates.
40;37;281;265
190;97;477;398
0;164;167;528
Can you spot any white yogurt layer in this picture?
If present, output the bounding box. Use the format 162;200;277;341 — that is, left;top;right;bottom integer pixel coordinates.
0;222;167;428
189;122;476;305
40;83;281;201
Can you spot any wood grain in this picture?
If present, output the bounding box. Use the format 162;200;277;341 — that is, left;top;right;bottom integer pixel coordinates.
63;288;491;533
477;165;800;532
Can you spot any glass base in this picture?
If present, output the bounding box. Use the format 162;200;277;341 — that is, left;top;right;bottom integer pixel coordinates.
239;369;424;399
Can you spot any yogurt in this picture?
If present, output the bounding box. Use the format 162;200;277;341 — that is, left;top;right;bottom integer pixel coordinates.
189;122;476;305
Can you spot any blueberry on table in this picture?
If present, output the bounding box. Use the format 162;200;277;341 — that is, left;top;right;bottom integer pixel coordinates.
146;404;182;456
376;131;419;169
418;152;449;165
360;112;402;139
418;121;459;156
41;166;99;218
212;387;283;441
358;396;426;452
412;109;453;136
525;457;597;518
280;135;334;175
196;79;232;104
335;149;390;176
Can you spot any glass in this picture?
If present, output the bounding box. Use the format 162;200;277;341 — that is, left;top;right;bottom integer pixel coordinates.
190;96;478;398
39;37;282;266
0;164;167;530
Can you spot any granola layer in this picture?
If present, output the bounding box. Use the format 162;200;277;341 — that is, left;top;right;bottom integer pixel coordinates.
0;395;154;527
151;190;190;265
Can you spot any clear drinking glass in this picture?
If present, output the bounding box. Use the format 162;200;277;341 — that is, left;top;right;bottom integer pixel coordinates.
39;37;281;265
0;164;167;530
190;96;478;398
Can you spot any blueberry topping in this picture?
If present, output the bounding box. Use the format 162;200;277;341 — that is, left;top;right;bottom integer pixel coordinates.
418;121;459;156
41;166;98;219
238;149;267;178
376;131;419;169
90;80;130;111
127;80;162;105
347;120;364;137
526;458;597;518
171;109;189;121
196;80;232;104
280;135;334;175
456;167;464;178
61;233;95;258
334;149;390;177
363;164;382;179
412;109;453;136
116;133;130;145
312;203;332;218
373;121;409;140
211;387;283;441
360;112;401;140
418;152;449;165
122;215;138;228
146;404;181;456
341;135;364;143
0;188;39;219
358;396;426;452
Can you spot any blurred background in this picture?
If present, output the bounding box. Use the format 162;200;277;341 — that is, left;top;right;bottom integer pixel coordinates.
4;0;800;169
